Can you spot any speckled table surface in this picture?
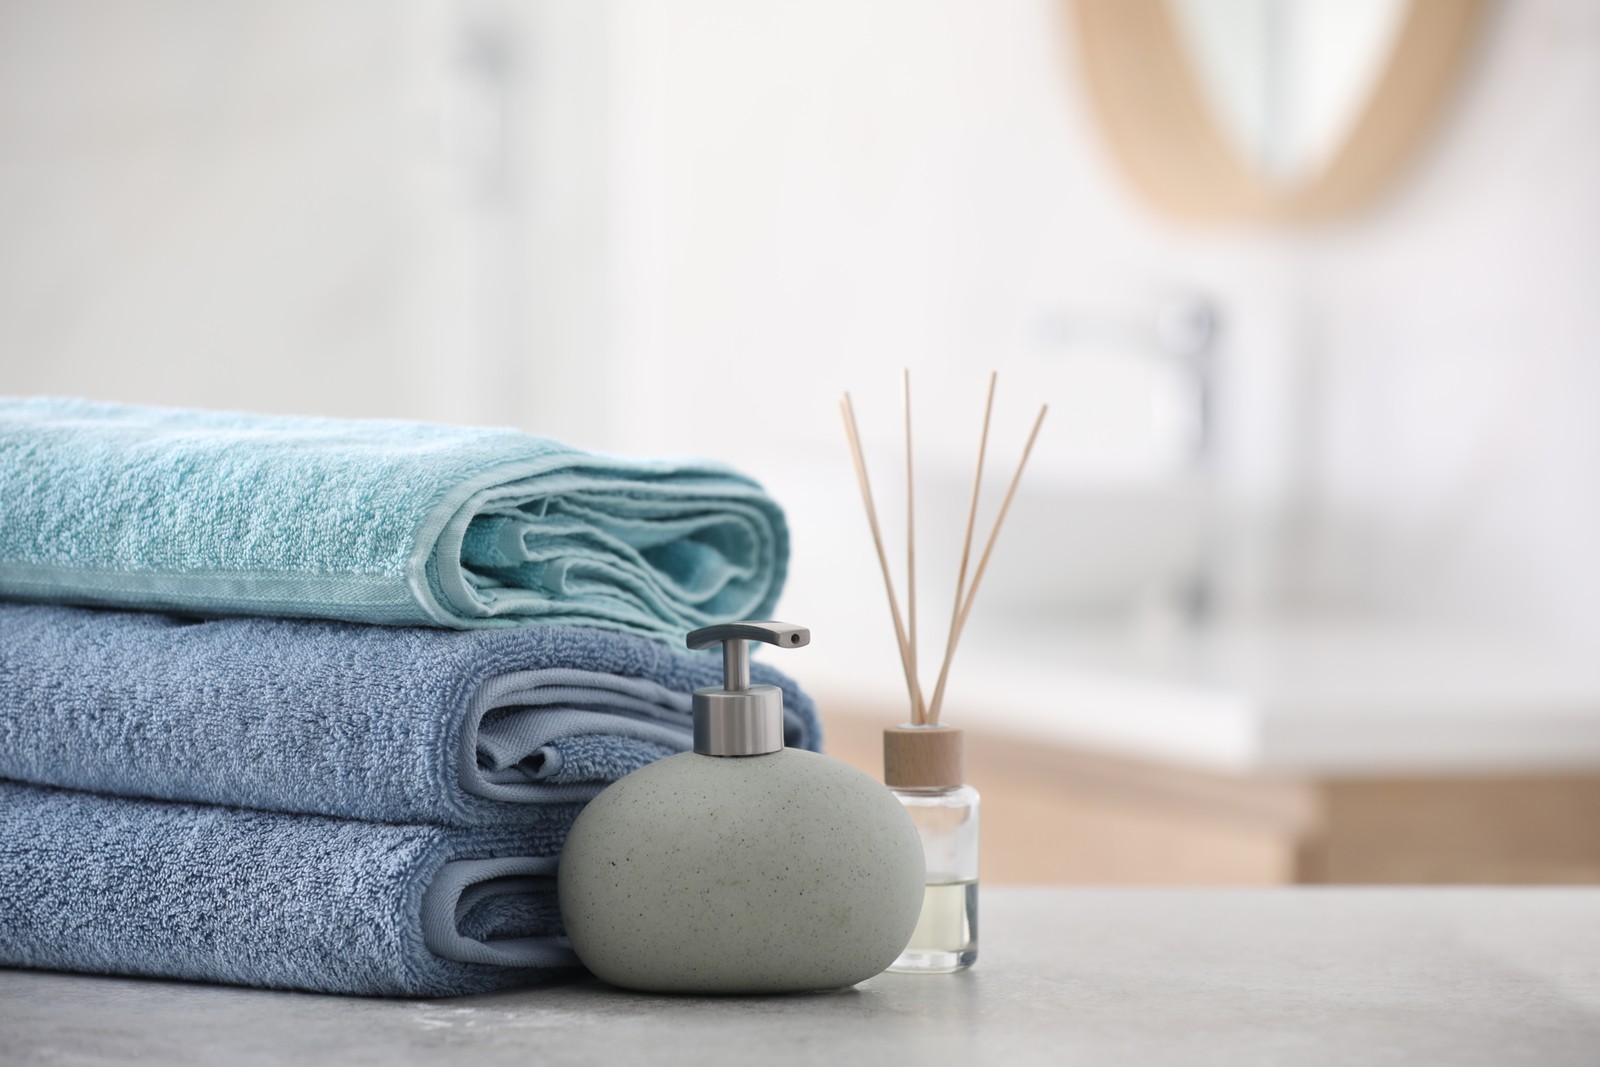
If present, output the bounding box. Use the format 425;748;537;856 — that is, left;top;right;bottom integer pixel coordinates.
3;888;1598;1067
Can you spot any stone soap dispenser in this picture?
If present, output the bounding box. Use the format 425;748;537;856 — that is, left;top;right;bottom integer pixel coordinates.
557;621;926;993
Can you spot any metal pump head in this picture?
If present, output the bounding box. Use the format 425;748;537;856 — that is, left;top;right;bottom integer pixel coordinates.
685;621;810;756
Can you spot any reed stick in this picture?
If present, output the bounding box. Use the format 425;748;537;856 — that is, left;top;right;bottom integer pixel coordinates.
902;369;923;723
840;394;927;723
925;371;996;725
926;402;1048;724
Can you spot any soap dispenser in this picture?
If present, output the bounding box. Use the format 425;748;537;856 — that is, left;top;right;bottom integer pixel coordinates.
557;621;926;993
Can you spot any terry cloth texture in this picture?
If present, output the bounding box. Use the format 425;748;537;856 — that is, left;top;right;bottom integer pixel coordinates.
0;603;823;827
0;397;788;638
0;781;580;996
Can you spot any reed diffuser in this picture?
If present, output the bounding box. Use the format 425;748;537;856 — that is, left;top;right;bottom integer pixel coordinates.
840;371;1046;974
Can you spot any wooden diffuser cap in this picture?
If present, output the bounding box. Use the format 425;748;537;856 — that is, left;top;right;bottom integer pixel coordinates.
883;725;964;789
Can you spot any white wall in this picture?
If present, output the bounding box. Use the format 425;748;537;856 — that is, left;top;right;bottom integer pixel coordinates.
1;0;1596;650
1296;0;1600;643
594;0;1600;650
598;0;1309;657
0;0;613;440
0;1;459;419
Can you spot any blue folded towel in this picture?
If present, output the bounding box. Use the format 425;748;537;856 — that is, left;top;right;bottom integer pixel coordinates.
0;397;788;638
0;603;822;826
0;781;580;996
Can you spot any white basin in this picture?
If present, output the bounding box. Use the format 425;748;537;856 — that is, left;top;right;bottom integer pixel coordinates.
800;615;1600;777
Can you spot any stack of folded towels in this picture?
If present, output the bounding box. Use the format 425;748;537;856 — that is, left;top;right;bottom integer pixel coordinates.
0;397;819;995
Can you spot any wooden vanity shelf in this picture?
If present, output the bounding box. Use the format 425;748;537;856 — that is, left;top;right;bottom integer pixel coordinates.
823;710;1600;885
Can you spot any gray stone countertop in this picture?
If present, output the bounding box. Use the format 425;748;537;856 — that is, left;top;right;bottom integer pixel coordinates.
3;887;1598;1066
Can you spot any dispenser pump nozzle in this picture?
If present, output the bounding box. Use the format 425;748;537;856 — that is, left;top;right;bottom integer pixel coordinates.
685;621;809;756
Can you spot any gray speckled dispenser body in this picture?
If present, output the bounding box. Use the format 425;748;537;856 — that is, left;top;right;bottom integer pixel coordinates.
557;747;926;993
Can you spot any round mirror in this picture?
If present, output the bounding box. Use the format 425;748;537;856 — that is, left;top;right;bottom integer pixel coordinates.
1069;0;1485;222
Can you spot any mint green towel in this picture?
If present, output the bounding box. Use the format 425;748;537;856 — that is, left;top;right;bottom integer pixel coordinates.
0;397;787;637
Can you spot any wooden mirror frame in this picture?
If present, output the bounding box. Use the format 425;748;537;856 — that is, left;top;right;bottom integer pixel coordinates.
1069;0;1486;223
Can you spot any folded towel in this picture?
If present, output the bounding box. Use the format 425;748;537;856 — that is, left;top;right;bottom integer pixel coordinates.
0;603;822;826
0;781;578;995
0;397;788;638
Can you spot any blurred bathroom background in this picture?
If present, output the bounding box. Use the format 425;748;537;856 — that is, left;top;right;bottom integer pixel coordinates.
3;0;1598;884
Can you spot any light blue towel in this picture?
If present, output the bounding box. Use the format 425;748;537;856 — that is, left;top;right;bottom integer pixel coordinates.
0;781;579;996
0;603;822;826
0;397;788;638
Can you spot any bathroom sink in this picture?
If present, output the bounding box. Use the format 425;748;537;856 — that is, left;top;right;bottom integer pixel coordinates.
802;615;1600;777
763;458;1600;778
915;471;1210;618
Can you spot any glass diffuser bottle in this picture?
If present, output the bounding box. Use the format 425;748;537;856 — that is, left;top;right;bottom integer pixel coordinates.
884;724;978;973
840;370;1043;977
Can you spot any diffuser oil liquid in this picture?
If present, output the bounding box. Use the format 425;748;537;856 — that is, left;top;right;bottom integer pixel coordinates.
886;779;980;974
892;878;977;973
